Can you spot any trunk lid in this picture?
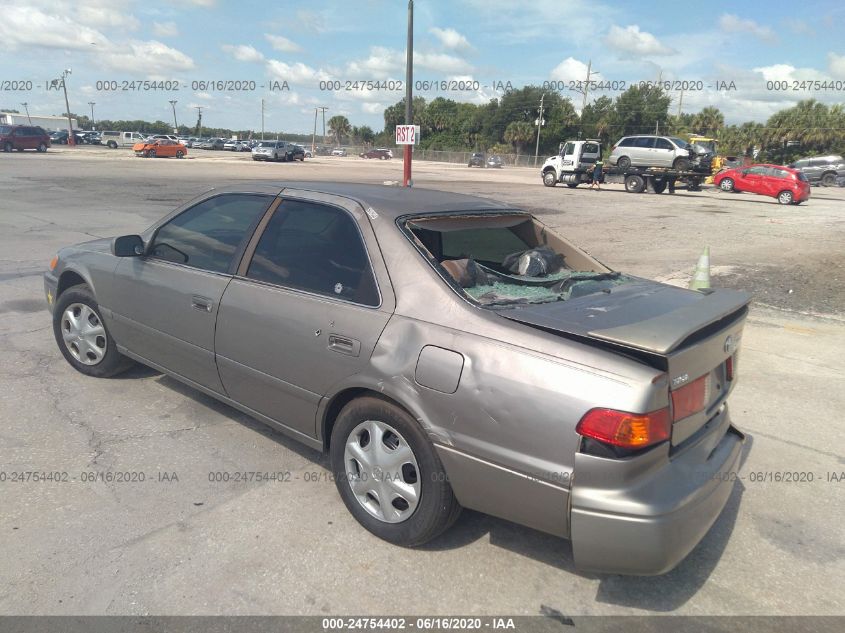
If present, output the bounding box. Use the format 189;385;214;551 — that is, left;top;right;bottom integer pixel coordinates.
498;279;751;445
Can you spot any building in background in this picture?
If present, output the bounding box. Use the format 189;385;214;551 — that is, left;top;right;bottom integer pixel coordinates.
0;112;78;131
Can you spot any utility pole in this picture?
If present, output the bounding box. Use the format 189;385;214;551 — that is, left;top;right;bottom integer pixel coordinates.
677;87;684;118
169;100;178;133
87;101;95;129
195;106;203;138
312;107;318;154
534;93;545;167
319;106;329;144
261;98;265;141
404;0;414;187
21;102;31;124
58;69;74;146
570;60;596;139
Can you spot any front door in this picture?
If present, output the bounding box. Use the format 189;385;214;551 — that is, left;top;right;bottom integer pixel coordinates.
214;193;393;438
109;193;274;392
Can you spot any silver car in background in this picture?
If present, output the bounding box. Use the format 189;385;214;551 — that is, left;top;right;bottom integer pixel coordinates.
43;183;749;575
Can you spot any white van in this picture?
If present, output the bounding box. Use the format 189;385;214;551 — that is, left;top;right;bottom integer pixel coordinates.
101;131;147;149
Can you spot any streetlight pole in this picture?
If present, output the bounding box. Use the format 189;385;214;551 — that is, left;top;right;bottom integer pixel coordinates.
403;0;414;187
534;93;545;167
195;106;203;138
261;99;266;141
21;102;31;124
88;101;95;129
169;100;178;133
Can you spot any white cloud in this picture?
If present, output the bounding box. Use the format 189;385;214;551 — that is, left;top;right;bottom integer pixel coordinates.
604;25;675;56
100;40;195;74
222;44;264;63
718;14;777;43
550;57;590;82
264;34;301;53
153;22;179;38
178;0;215;6
430;27;471;52
415;52;473;74
0;6;109;50
362;102;383;114
266;59;330;84
346;46;405;79
828;52;845;79
194;92;212;100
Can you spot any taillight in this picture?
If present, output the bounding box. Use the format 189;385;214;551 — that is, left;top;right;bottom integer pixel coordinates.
726;356;734;382
671;374;709;421
49;255;58;271
576;407;670;450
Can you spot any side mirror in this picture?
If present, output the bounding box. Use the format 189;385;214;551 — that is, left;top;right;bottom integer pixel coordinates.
112;234;144;257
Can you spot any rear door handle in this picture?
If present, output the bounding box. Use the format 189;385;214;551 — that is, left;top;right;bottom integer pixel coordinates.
191;295;213;312
328;334;361;357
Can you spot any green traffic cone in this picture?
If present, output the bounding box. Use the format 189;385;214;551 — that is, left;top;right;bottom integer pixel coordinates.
689;246;711;290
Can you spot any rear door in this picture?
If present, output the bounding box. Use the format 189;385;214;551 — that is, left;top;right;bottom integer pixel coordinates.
653;137;675;167
214;191;394;438
631;137;655;165
109;193;274;392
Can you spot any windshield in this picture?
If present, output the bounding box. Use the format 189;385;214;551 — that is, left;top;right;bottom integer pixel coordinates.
259;142;275;147
405;215;634;307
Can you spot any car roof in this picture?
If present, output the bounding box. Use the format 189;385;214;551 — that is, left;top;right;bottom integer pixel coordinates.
207;182;515;218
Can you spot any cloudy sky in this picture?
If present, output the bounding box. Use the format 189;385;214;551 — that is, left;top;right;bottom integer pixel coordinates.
2;0;844;133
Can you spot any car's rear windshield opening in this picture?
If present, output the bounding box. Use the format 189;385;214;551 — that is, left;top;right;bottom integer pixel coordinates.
405;214;633;306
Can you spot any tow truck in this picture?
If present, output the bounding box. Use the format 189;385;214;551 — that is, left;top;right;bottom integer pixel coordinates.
541;139;601;187
541;139;705;193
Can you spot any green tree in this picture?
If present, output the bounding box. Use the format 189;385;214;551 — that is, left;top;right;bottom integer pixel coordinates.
504;121;534;156
327;115;352;145
692;107;725;136
612;84;671;136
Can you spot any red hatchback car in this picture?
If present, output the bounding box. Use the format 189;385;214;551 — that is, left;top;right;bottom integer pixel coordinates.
714;163;810;205
1;124;51;153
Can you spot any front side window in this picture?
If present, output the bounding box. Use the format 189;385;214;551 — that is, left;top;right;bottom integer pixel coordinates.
654;138;674;150
247;200;379;306
562;142;575;155
150;194;272;273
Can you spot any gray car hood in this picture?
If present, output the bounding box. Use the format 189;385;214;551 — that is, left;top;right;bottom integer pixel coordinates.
497;279;750;355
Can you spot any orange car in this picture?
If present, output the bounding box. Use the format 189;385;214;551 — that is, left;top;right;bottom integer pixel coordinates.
132;139;188;158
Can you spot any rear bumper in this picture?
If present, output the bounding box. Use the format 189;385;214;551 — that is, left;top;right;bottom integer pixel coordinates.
570;405;745;575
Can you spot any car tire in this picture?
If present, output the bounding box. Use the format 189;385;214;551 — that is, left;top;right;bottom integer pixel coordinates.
52;285;134;378
673;157;691;171
330;396;462;547
37;143;48;152
720;178;735;192
616;156;631;170
108;141;117;149
567;183;579;188
821;172;836;187
542;171;557;187
176;150;184;159
625;174;645;193
652;179;667;194
777;190;794;205
3;142;12;152
148;149;156;158
380;155;387;160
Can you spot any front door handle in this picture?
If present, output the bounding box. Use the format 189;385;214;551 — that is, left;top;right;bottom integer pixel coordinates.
191;295;213;312
328;334;361;357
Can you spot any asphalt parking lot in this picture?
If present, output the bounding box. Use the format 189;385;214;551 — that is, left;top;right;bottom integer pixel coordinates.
1;147;843;616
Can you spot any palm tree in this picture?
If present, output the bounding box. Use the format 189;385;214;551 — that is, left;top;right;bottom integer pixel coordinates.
692;107;724;137
504;121;534;156
327;115;352;146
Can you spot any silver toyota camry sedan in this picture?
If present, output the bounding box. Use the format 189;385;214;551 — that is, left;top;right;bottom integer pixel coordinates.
44;182;749;575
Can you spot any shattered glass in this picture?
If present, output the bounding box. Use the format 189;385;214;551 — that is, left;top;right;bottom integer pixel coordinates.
464;268;633;306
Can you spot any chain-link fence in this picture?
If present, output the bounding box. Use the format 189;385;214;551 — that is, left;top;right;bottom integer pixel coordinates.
316;145;545;167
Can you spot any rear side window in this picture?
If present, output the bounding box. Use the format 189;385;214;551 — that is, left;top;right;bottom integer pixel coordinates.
633;137;654;148
440;227;530;265
246;200;379;306
0;125;11;134
150;194;272;273
617;138;634;147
